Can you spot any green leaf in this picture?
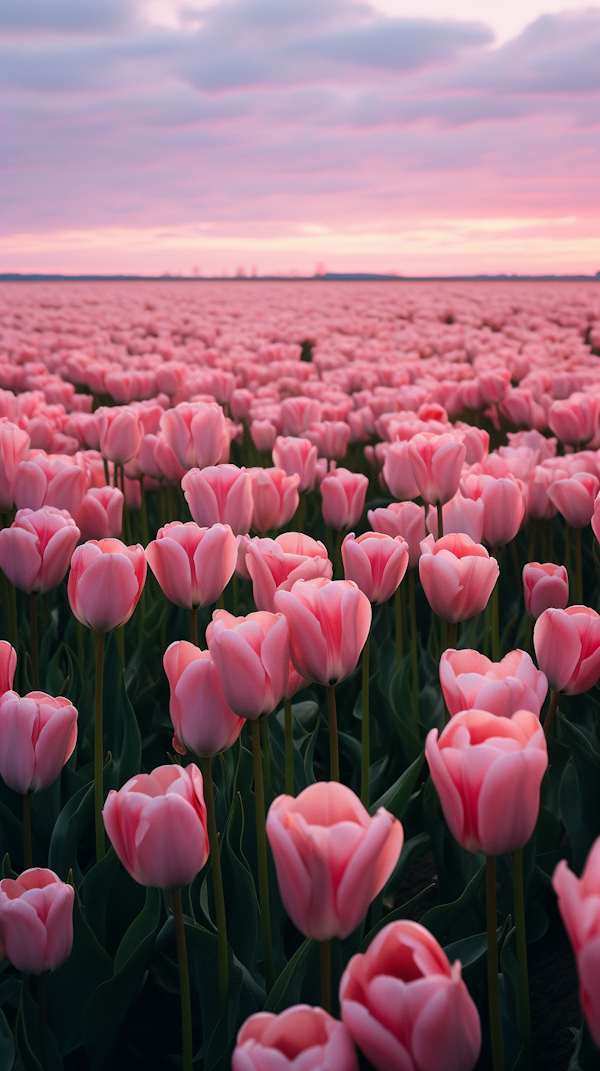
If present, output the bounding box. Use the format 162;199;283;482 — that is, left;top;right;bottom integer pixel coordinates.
421;862;486;943
558;713;600;872
220;791;261;978
47;779;94;882
263;937;318;1013
302;715;321;788
358;885;436;952
15;990;43;1071
0;1005;15;1071
102;632;142;789
369;751;424;818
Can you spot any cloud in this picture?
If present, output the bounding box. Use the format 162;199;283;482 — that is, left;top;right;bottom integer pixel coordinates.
0;0;138;34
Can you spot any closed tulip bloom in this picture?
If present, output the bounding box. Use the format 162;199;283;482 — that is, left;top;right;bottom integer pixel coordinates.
160;401;226;470
340;919;481;1071
440;649;547;719
419;534;499;624
96;406;143;466
248;467;300;534
368;501;427;568
547;472;600;528
303;420;350;460
382;440;420;501
246;532;332;612
146;521;236;610
426;494;484;544
250;419;278;454
523;562;569;619
207;609;289;719
408;433;466;506
164;641;244;757
0;642;16;696
266;781;403;940
103;764;209;889
232;1006;359;1071
534;605;600;695
0;419;30;511
0;690;78;794
548;393;596;446
321;467;368;531
68;538;146;632
272;436;318;493
182;464;253;535
426;708;548;856
461;473;524;548
14;454;88;518
0;507;80;594
0;869;74;974
74;486;123;542
342;531;409;604
553;836;600;1047
275;577;371;686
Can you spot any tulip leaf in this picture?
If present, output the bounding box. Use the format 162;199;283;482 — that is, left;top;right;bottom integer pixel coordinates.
263;936;318;1014
15;989;43;1071
184;924;250;1067
558;713;600;872
0;801;22;870
48;779;95;882
421;862;486;944
220;790;261;978
113;885;163;974
358;884;436;952
302;715;321;787
0;1006;15;1071
369;750;424;818
101;632;141;790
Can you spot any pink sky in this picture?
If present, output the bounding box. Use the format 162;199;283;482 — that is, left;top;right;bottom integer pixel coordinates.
1;0;599;276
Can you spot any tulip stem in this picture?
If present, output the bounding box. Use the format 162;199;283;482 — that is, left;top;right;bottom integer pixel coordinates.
23;791;32;869
139;477;149;548
512;847;532;1067
408;569;419;713
491;577;500;662
166;483;175;523
486;855;505;1071
296;492;306;534
574;526;583;606
171;887;193;1071
30;592;39;690
320;940;331;1014
436;501;444;539
94;630;106;864
261;714;273;809
198;757;229;1020
37;972;47;1071
361;635;370;809
216;592;225;611
250;717;276;992
103;457;110;487
326;685;340;781
394;584;404;665
527;521;536;564
232;572;239;615
284;698;294;795
448;621;457;650
190;608;198;647
544;689;560;739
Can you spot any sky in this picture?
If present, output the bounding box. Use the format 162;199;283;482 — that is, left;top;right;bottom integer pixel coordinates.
1;0;599;277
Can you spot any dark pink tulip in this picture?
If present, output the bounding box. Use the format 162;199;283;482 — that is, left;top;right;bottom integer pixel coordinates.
0;418;30;511
0;506;79;593
342;531;409;604
381;440;420;500
0;869;74;974
246;532;332;612
440;648;547;719
232;1006;359;1071
0;690;78;794
146;521;236;609
181;464;253;535
523;561;568;619
266;781;403;940
207;609;289;718
547;472;599;528
164;641;244;757
408;432;466;506
74;486;123;542
68;538;146;632
320;467;368;531
534;605;600;695
103;765;209;889
272;435;318;493
340;920;481;1071
0;642;16;696
96;406;143;466
426;708;547;855
418;533;499;624
368;500;426;568
248;467;299;534
553;836;600;1047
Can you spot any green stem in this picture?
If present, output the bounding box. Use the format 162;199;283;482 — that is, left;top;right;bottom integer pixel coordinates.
284;697;294;796
103;457;110;487
198;757;229;1020
361;635;370;809
527;521;536;564
171;887;193;1071
23;792;32;869
139;478;149;548
232;572;239;615
326;685;339;781
166;483;174;523
320;939;331;1014
486;855;505;1071
116;624;125;664
491;576;500;662
544;689;560;739
394;584;404;665
250;717;276;992
436;501;444;539
94;631;106;864
296;492;306;534
512;847;532;1067
408;568;419;711
30;592;39;690
190;608;198;647
260;714;273;809
439;616;448;656
216;592;225;611
448;621;457;650
158;483;166;527
564;520;571;572
574;526;583;606
77;620;85;668
37;973;47;1071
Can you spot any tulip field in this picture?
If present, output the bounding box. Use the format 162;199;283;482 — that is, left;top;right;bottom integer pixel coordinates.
1;277;600;1071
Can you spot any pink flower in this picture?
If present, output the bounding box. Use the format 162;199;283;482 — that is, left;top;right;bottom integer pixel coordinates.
68;538;146;632
266;781;403;940
340;920;481;1071
146;521;236;609
460;473;525;548
553;836;600;1047
426;708;548;855
534;605;600;695
74;486;123;542
368;501;426;568
272;436;318;493
320;467;368;531
160;401;226;470
0;506;80;593
547;472;600;529
103;764;209;889
14;454;88;518
303;420;350;460
342;531;409;604
0;419;30;512
408;433;466;506
163;641;244;757
96;406;143;466
523;562;569;620
248;467;300;534
382;441;420;501
0;642;16;696
0;869;74;974
425;493;484;544
182;464;253;535
418;533;499;624
0;690;78;794
440;648;547;719
207;609;289;719
548;393;596;446
250;419;278;454
246;532;332;612
232;1006;358;1071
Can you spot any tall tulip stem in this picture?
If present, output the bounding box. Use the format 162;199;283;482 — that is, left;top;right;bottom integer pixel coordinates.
394;584;404;665
491;576;500;662
448;621;457;650
408;569;419;712
190;608;198;647
544;689;560;739
30;592;39;689
171;887;193;1071
486;855;505;1071
198;756;229;1019
361;635;370;809
574;526;583;606
37;972;47;1071
320;939;331;1014
250;716;276;992
436;501;444;539
94;630;106;863
326;685;340;781
23;791;32;869
512;847;532;1066
284;697;294;795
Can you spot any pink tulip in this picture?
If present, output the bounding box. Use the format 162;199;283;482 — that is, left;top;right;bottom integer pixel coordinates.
274;577;371;686
0;506;80;593
523;562;569;619
68;538;146;632
534;605;600;695
368;500;427;568
96;406;143;466
0;869;74;974
232;1006;359;1071
163;641;244;757
272;436;318;493
381;440;421;500
266;781;403;940
250;419;278;454
74;486;123;542
342;531;409;604
553;836;600;1047
0;642;16;696
408;432;466;506
340;919;481;1071
426;493;484;544
0;419;30;512
182;464;253;535
548;393;596;446
160;401;226;470
320;467;368;531
248;467;300;534
547;472;599;529
460;473;525;548
426;708;548;855
281;396;321;436
146;521;236;610
207;609;289;718
440;649;548;719
0;690;78;794
418;533;499;624
14;454;88;517
246;532;332;612
303;420;350;460
103;764;209;889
